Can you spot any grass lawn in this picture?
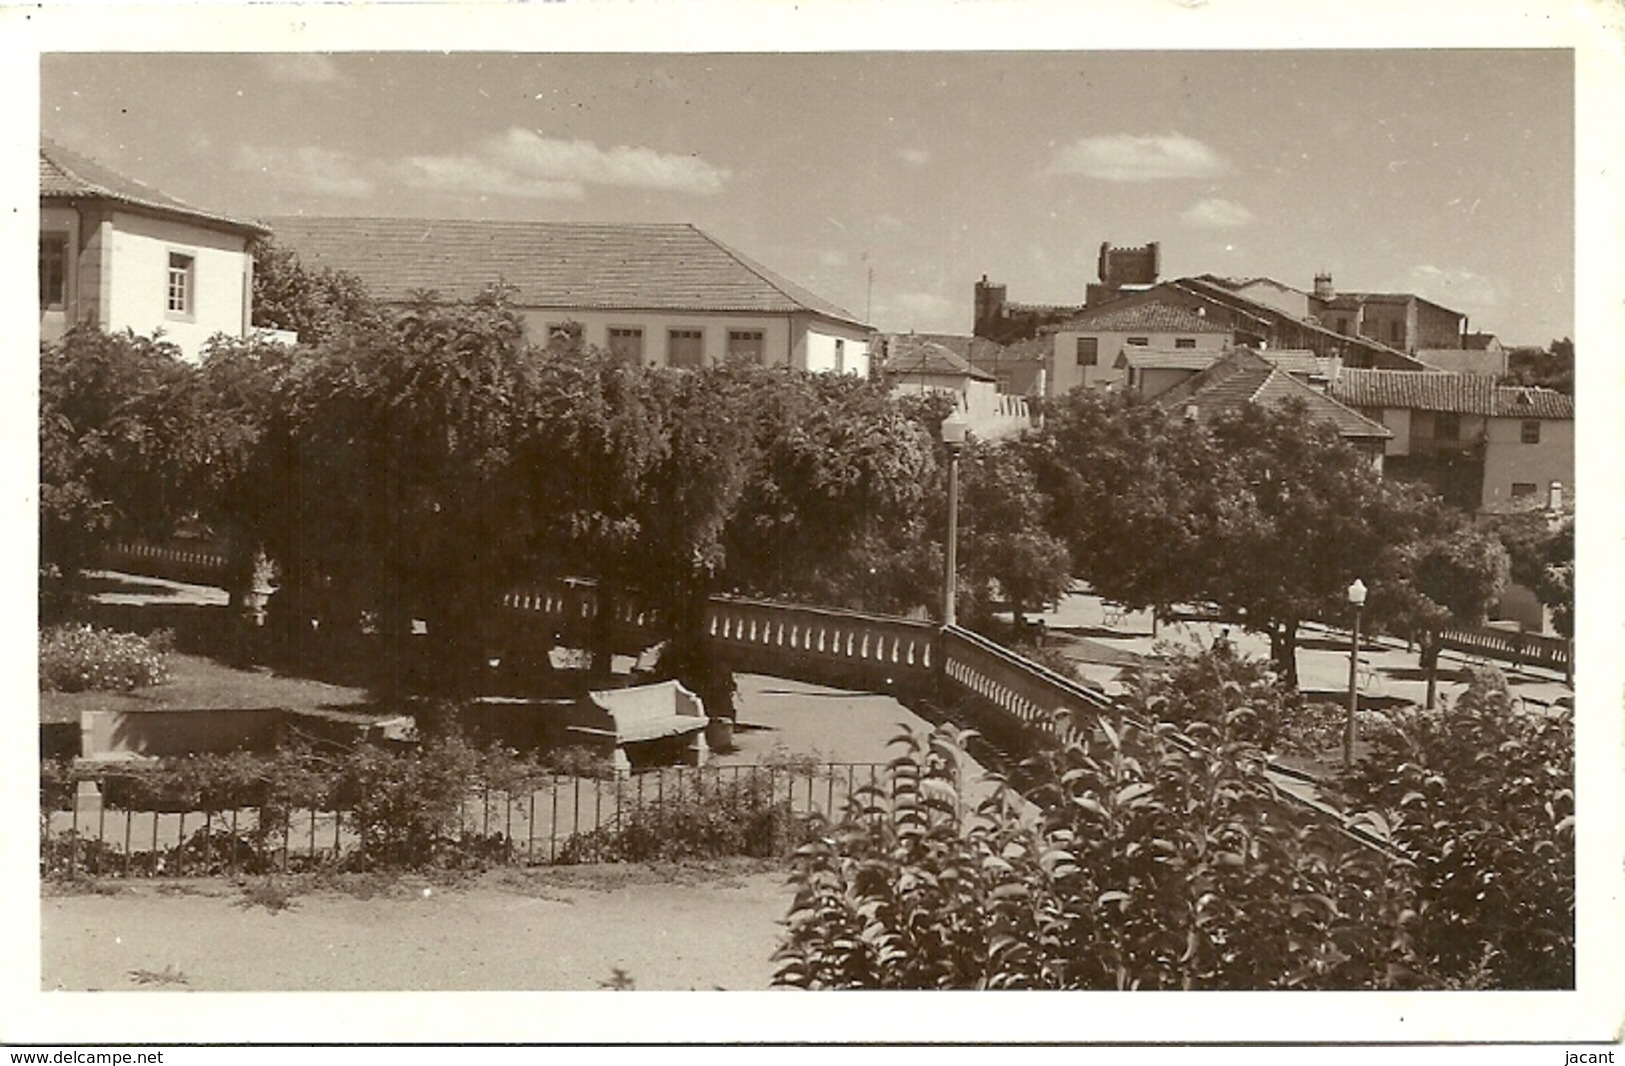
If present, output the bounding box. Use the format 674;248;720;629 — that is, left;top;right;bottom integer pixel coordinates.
39;651;371;726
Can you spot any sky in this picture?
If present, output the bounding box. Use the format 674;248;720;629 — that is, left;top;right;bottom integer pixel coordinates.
39;49;1575;345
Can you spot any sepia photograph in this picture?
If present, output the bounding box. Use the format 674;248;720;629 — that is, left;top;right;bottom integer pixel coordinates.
6;0;1623;1053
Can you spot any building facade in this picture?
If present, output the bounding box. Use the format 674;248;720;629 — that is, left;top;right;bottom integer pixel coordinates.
40;140;267;361
267;217;872;376
1329;369;1574;513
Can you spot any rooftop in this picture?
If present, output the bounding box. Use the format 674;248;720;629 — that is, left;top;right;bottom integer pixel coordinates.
1115;347;1221;372
40;139;269;236
1154;350;1391;440
265;216;867;327
1331;369;1574;419
882;335;996;381
1053;298;1230;335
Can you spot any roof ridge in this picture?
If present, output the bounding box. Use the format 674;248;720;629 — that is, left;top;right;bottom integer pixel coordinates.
696;226;865;326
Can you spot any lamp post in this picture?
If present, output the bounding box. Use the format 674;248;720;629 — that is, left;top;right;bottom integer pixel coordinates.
1344;578;1368;771
941;410;969;628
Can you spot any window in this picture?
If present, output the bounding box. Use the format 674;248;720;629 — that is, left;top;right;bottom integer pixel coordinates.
1126;336;1150;347
668;328;704;368
547;322;584;347
1174;337;1197;350
834;338;846;373
166;252;194;316
1075;338;1099;367
1511;482;1538;501
727;329;766;364
39;235;66;310
607;327;644;362
1388;320;1404;344
1521;419;1541;444
1434;412;1461;441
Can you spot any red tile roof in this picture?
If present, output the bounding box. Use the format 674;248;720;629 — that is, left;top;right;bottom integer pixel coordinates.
1331;368;1573;419
1053;299;1231;334
40;139;268;235
882;335;996;381
1154;350;1391;440
265;216;867;326
1116;347;1220;371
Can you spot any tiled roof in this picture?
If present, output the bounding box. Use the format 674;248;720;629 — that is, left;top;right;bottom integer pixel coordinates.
909;333;1007;364
264;216;867;326
882;335;996;381
1254;348;1333;378
1155;350;1391;440
1462;332;1501;351
1173;277;1431;371
1115;347;1220;371
40;139;268;235
1331;369;1574;419
1053;299;1231;334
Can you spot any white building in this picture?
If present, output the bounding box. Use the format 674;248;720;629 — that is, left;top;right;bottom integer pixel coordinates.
266;217;872;376
39;139;267;361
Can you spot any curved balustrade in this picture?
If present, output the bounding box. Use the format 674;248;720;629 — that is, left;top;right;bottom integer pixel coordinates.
104;542;229;586
704;597;938;693
940;624;1113;742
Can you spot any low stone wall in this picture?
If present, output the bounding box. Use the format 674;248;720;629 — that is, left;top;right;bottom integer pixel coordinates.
80;707;284;762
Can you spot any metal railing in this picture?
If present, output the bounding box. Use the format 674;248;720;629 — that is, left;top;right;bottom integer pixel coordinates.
40;763;888;877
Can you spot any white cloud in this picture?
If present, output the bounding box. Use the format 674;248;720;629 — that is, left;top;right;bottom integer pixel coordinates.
1181;198;1254;229
489;127;730;195
233;144;373;198
257;54;340;85
1407;264;1501;310
1045;133;1231;182
897;147;931;166
393;154;584;200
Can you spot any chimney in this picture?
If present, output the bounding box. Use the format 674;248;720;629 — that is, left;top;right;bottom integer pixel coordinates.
1184;403;1200;422
1548;480;1563;513
1313;271;1334;300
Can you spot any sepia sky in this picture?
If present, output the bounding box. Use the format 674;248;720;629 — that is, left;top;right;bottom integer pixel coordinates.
41;50;1572;344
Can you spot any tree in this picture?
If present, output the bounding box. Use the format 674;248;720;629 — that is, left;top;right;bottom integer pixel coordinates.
1485;512;1573;639
258;287;542;682
1022;389;1220;621
722;370;938;615
1501;338;1573;395
955;440;1071;629
250;236;383;345
39;328;192;608
1378;519;1510;708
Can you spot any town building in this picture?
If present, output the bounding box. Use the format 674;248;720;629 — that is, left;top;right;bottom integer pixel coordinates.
1416;332;1509;376
877;334;1034;441
1329;369;1574;514
39;139;268;361
266;216;873;376
1151;348;1393;467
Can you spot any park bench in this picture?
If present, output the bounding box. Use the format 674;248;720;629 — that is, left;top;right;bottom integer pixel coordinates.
567;680;711;771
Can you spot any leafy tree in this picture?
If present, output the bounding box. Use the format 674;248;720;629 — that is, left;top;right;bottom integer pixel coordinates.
250;236;383;345
1501;338;1573;395
723;370;938;615
1021;389;1219;622
955;440;1071;629
1485;512;1573;638
1344;668;1574;988
1379;521;1510;708
39;328;191;607
259;287;541;679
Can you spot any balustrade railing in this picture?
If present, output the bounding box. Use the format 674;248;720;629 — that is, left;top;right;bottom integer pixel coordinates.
940;624;1113;742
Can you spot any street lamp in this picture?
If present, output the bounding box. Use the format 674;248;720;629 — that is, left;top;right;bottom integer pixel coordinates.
941;410;969;628
1344;577;1368;771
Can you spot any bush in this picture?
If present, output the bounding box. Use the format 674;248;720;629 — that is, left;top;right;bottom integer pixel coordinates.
1128;646;1299;750
775;724;1418;990
1343;668;1574;989
39;624;173;692
560;769;804;863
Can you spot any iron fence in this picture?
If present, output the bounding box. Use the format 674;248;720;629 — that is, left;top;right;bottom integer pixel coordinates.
40;763;891;879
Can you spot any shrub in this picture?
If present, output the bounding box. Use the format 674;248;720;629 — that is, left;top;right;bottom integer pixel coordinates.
39;624;172;692
775;724;1418;990
1127;646;1299;751
1343;667;1574;989
560;769;804;863
334;734;481;869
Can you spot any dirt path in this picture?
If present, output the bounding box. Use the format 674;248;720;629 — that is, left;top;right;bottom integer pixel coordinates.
42;863;793;991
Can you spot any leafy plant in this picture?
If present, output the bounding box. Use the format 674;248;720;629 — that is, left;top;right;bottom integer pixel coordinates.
559;770;804;864
775;724;1418;990
39;624;172;692
1342;668;1574;988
